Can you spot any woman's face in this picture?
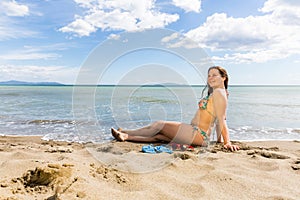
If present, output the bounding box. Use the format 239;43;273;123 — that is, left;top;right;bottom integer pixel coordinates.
207;68;225;89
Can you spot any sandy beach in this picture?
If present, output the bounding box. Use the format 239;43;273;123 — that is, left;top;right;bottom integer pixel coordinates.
0;136;299;200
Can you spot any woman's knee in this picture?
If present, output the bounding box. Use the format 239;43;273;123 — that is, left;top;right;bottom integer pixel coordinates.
151;120;165;131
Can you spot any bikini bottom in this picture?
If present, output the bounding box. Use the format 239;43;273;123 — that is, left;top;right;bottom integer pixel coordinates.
192;126;209;142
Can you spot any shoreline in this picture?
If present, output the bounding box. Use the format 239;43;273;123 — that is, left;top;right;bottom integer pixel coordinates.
0;135;299;199
1;133;300;143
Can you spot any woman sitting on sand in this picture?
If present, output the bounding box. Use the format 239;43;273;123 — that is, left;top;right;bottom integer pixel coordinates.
112;66;239;151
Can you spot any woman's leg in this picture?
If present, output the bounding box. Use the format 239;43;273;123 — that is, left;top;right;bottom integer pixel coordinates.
111;120;167;142
119;120;165;137
112;130;172;143
112;121;204;145
159;122;204;145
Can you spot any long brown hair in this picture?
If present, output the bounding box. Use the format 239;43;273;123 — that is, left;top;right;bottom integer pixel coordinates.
201;66;229;97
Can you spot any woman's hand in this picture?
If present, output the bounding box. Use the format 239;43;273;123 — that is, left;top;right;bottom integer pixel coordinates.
224;142;240;151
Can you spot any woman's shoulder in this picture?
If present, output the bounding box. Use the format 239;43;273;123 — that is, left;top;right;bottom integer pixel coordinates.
212;88;227;97
211;88;227;102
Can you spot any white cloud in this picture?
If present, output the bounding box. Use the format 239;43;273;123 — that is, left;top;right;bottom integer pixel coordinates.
107;33;121;40
0;0;29;17
59;0;179;37
260;0;300;25
212;49;288;64
0;44;66;60
0;64;78;84
185;13;276;51
0;1;37;41
161;32;199;49
161;32;180;43
59;17;97;37
0;52;59;60
180;0;300;63
73;0;95;9
0;21;37;41
172;0;201;13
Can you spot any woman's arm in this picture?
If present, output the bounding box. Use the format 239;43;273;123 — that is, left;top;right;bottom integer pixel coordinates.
213;89;239;151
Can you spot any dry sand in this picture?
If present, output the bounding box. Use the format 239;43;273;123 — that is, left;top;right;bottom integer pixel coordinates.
0;135;299;200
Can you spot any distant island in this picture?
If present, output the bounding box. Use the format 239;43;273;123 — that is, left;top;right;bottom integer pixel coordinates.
0;81;200;87
0;80;65;86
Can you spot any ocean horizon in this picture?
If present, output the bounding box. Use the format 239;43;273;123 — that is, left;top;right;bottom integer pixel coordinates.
1;79;300;87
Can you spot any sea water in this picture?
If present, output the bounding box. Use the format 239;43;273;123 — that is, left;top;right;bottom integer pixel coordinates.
0;85;299;143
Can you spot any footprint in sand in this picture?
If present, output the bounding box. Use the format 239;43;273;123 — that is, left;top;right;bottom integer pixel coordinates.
291;159;300;170
89;163;129;185
173;152;196;160
247;149;290;159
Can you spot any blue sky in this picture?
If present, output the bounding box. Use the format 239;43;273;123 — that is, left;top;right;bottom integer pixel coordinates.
0;0;299;85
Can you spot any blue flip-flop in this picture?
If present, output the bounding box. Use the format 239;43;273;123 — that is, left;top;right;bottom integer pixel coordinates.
154;145;173;154
142;144;156;154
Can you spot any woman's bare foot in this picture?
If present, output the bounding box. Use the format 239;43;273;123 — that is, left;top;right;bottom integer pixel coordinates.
111;128;127;142
117;127;123;132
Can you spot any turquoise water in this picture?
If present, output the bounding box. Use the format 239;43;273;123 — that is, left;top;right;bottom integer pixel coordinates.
0;85;299;142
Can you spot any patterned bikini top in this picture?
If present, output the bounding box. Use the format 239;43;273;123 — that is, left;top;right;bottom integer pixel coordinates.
198;95;210;110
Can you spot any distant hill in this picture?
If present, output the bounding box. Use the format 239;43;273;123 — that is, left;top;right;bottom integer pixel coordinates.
0;80;64;86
